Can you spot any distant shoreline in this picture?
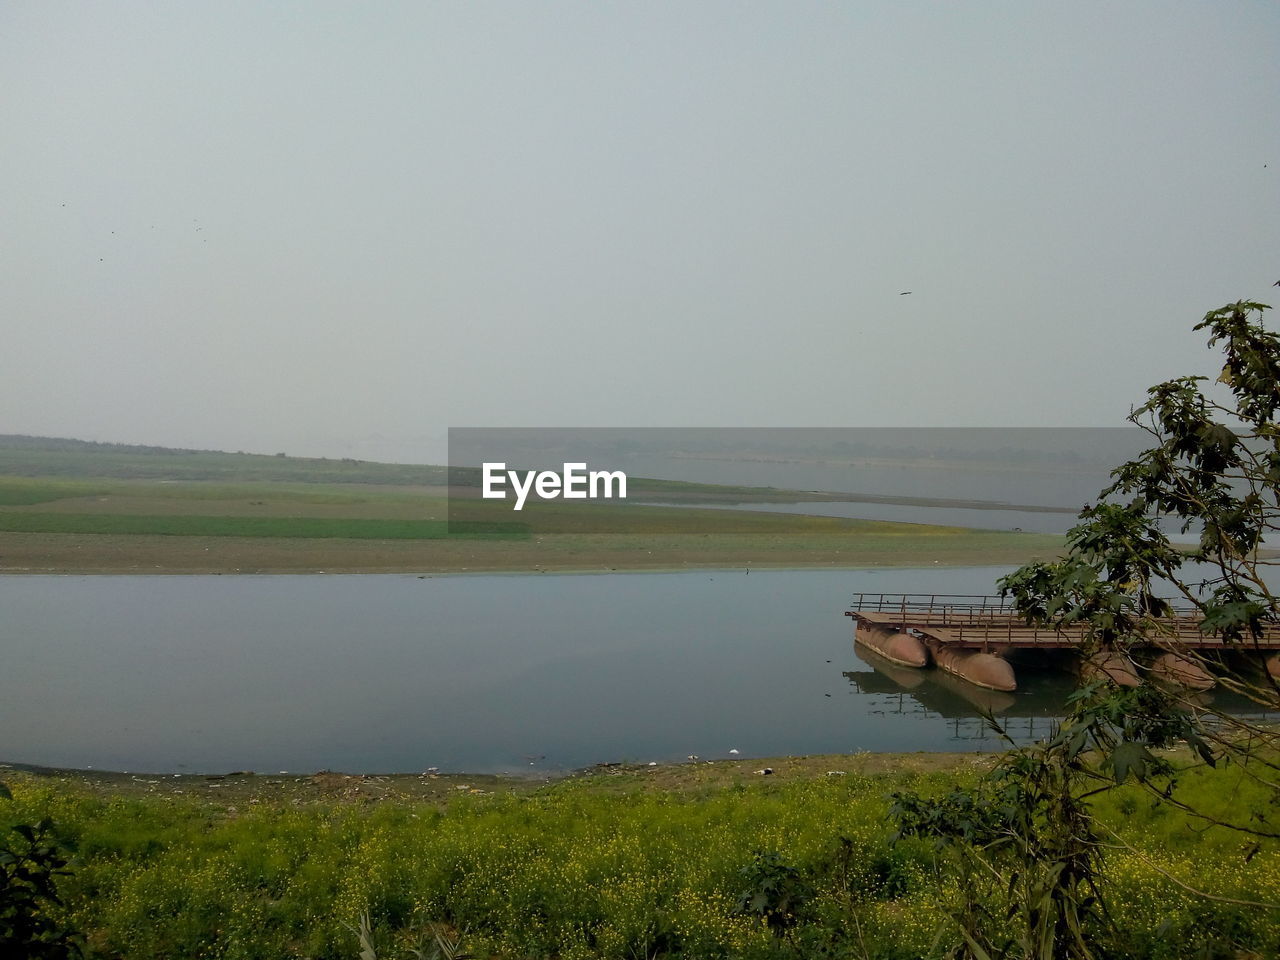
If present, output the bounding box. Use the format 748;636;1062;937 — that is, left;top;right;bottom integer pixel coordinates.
0;528;1063;575
0;438;1069;574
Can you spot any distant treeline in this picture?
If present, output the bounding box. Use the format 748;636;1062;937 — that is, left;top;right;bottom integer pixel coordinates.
0;436;800;496
0;434;454;485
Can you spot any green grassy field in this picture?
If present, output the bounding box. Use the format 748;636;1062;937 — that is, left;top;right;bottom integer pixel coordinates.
0;437;867;501
0;512;530;540
3;755;1278;959
0;436;1068;573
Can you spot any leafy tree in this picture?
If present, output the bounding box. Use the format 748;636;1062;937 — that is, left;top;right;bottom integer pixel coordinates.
893;299;1280;959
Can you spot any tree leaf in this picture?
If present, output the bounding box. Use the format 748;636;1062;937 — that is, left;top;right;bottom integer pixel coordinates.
1111;741;1155;784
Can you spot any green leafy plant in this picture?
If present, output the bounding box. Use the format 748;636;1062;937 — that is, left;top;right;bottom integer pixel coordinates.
348;911;378;960
409;927;473;960
345;910;473;960
893;728;1105;960
0;782;82;960
734;850;814;934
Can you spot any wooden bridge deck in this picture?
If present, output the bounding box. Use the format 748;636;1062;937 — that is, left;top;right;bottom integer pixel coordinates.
846;594;1280;650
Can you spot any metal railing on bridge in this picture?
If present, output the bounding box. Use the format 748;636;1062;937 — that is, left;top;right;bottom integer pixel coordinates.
848;593;1017;618
846;594;1278;649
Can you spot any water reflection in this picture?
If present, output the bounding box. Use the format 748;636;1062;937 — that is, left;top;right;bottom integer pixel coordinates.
846;642;1280;746
846;644;1072;745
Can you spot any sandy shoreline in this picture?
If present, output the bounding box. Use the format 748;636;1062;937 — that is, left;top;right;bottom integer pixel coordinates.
0;751;997;805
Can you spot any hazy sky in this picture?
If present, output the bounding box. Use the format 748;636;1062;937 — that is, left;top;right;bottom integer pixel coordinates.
3;2;1277;463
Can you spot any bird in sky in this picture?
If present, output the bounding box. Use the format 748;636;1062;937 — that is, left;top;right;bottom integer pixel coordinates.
899;291;912;296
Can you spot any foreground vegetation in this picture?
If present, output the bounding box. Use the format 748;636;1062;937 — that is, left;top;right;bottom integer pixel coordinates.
3;755;1278;959
869;300;1280;960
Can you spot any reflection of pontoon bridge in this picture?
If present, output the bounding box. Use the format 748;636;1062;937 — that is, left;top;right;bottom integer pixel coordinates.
844;642;1070;742
847;640;1280;741
846;593;1280;693
847;642;1048;714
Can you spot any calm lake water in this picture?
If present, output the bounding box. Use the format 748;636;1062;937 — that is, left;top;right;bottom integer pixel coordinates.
1;568;1267;775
